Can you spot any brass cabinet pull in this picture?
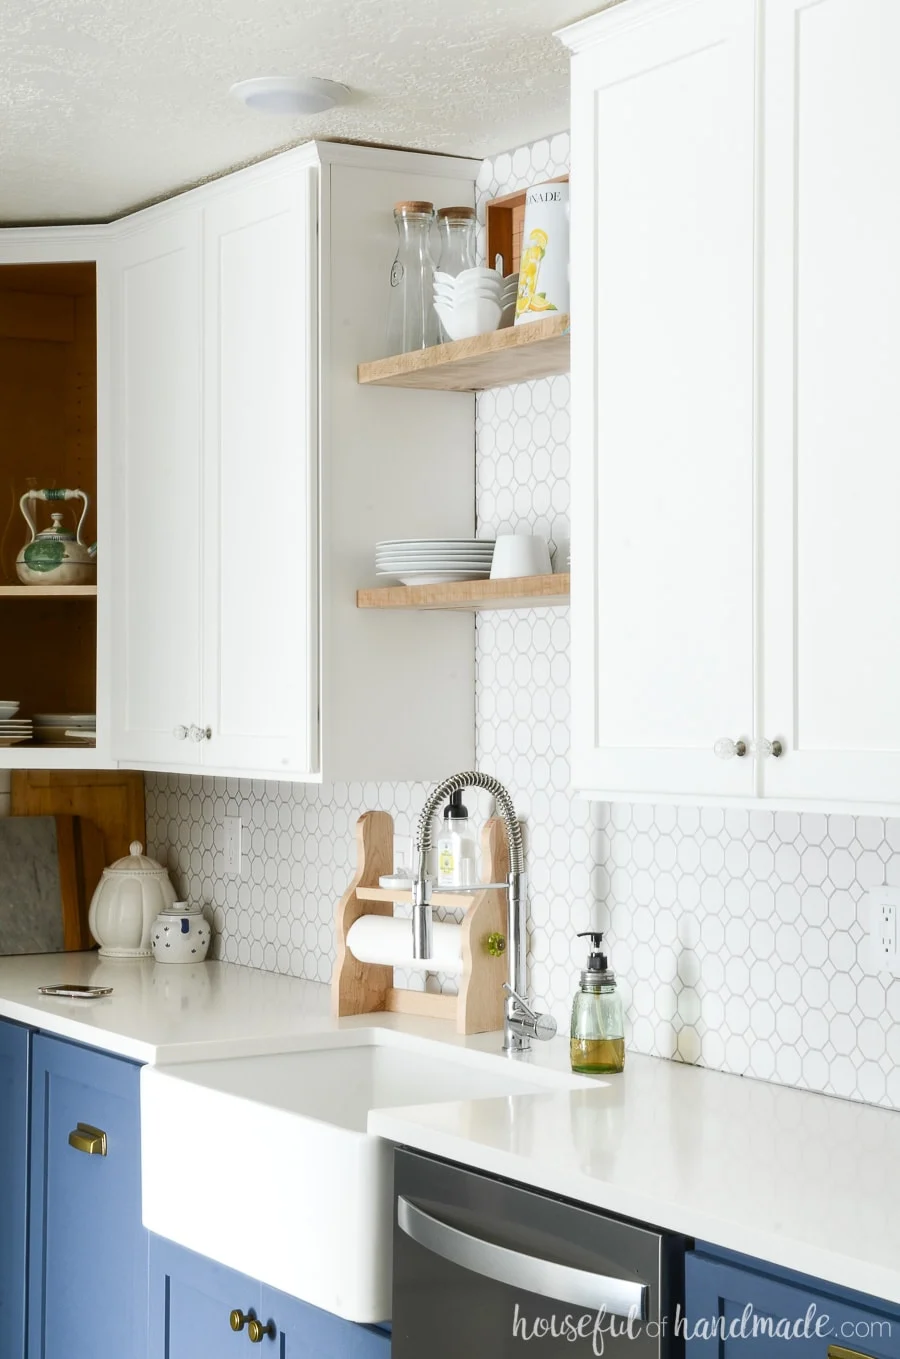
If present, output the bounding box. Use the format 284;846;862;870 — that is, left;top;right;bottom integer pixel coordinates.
829;1348;877;1359
67;1123;107;1156
230;1311;251;1333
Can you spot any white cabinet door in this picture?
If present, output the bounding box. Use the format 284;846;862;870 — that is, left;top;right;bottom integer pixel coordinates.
109;212;204;767
200;166;318;775
569;0;758;800
762;0;900;804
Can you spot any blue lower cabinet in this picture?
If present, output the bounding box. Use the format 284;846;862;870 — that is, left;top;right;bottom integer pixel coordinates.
686;1246;900;1359
0;1018;29;1359
150;1236;260;1357
260;1284;391;1358
150;1237;391;1358
28;1033;148;1359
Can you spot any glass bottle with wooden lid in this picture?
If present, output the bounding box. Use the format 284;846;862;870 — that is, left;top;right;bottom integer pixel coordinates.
435;205;476;278
435;206;476;342
386;200;438;356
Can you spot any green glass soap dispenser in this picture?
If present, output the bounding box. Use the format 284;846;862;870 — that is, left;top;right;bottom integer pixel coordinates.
570;931;625;1074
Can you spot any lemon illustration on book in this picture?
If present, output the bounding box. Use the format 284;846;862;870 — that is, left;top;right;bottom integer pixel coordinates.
516;227;557;315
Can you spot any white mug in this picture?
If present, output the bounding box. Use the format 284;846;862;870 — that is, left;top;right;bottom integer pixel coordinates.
490;534;552;579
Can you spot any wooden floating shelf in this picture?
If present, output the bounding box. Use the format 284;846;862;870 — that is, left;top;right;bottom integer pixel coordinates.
357;314;570;392
357;886;476;908
0;585;97;598
357;572;570;613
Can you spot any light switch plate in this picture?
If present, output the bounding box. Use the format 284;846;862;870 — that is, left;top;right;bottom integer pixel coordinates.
223;815;242;877
862;885;900;975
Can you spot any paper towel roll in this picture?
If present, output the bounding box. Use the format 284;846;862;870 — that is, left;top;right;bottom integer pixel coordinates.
346;914;463;976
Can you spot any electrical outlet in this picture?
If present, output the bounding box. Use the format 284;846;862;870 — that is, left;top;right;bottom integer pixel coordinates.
393;834;413;874
223;815;242;877
863;886;900;975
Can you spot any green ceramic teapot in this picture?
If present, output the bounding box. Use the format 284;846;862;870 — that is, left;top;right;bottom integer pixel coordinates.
15;488;97;587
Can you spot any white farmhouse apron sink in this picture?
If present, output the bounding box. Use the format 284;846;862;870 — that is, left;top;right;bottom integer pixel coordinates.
140;1030;591;1322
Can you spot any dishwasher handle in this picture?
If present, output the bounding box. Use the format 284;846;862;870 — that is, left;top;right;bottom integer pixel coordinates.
397;1196;650;1321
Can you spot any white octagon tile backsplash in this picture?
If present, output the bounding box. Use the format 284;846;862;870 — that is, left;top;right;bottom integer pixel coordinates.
146;135;900;1112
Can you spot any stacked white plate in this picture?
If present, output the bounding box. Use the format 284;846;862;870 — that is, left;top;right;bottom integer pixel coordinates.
33;713;97;747
0;702;32;747
376;539;495;586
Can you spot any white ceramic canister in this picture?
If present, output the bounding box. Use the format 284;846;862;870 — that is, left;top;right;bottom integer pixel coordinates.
151;904;211;965
514;179;570;325
88;841;178;959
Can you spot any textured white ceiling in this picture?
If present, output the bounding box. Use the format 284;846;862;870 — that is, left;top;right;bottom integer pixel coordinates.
0;0;590;224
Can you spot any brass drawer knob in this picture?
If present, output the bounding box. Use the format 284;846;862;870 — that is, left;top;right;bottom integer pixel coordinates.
230;1312;273;1343
68;1123;107;1156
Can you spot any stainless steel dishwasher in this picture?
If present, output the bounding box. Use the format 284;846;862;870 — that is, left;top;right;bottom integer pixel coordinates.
392;1148;685;1357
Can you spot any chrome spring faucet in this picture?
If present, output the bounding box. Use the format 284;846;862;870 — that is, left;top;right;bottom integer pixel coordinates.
411;772;557;1054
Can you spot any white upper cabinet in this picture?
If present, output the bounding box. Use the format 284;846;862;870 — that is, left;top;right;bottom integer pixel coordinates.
563;0;900;809
762;0;900;804
108;143;476;782
201;167;317;776
109;212;204;768
566;0;758;801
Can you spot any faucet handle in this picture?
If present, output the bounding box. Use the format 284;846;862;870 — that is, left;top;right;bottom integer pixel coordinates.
502;984;558;1042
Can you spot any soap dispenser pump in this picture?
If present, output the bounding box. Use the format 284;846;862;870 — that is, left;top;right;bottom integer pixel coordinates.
570;931;625;1074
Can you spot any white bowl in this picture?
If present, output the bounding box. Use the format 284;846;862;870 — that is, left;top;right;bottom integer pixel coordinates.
433;292;502;307
451;273;502;289
0;701;20;720
435;277;502;295
436;267;500;286
435;274;500;290
436;298;502;341
434;290;502;311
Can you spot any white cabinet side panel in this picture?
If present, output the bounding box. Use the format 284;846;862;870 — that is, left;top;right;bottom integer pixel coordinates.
321;162;476;782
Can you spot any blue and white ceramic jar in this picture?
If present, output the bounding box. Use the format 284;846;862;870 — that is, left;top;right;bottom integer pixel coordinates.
151;903;211;964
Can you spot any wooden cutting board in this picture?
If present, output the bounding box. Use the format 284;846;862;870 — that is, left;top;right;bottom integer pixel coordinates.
0;814;103;955
10;770;145;866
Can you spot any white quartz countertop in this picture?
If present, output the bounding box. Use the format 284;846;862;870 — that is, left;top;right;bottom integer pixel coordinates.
2;953;898;1308
0;952;341;1063
370;1052;900;1309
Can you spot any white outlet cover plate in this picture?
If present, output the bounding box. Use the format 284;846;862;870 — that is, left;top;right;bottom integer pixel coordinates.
862;885;900;976
223;815;242;877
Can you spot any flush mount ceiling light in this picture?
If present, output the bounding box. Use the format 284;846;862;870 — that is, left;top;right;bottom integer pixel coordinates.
229;76;350;116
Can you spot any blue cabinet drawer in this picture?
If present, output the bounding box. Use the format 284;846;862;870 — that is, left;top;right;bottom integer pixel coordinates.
686;1248;900;1359
0;1018;29;1359
28;1034;148;1359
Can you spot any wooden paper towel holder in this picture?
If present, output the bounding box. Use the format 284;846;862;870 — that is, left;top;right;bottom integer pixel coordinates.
332;810;508;1034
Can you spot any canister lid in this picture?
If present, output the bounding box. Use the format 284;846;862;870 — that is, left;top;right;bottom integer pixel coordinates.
394;200;434;216
103;841;171;877
436;206;475;220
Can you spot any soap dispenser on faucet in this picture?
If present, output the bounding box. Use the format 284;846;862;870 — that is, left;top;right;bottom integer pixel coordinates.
410;772;557;1055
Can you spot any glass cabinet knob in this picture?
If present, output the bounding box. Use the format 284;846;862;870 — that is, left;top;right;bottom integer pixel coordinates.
714;736;748;759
